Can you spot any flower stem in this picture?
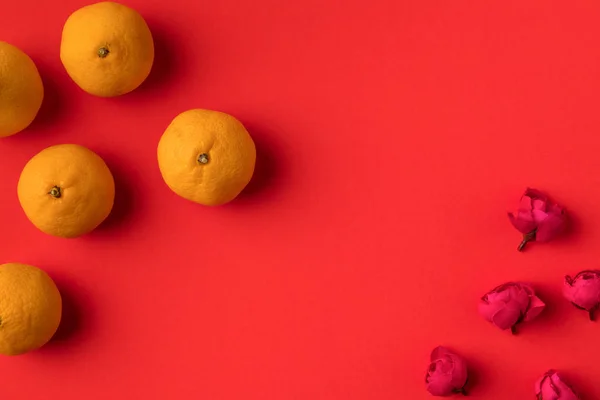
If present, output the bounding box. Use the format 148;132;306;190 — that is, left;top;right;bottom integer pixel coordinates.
517;231;537;252
589;306;598;321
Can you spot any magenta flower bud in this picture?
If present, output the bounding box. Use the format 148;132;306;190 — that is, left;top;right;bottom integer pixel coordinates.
563;270;600;320
478;282;545;333
508;188;567;251
425;347;468;397
535;370;579;400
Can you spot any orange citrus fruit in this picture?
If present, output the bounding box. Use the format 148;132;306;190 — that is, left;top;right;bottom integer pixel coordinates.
0;42;44;137
0;263;62;356
17;144;115;238
157;109;256;206
60;1;154;97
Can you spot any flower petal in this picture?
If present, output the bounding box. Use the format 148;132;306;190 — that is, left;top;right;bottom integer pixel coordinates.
447;354;468;389
524;295;545;322
426;360;455;396
536;212;566;242
519;194;533;210
563;273;600;310
532;199;546;211
478;298;504;323
491;304;521;330
536;371;578;400
550;373;579;400
517;209;535;222
426;349;468;397
508;212;537;234
513;286;532;312
430;346;449;361
531;209;548;223
524;188;547;202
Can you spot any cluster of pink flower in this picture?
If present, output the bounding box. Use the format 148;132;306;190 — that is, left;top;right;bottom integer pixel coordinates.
425;189;600;398
426;348;577;399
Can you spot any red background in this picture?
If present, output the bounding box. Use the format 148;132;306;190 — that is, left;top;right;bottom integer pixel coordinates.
1;0;600;398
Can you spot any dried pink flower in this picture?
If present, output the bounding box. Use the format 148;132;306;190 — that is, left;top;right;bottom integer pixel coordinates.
478;282;545;333
508;188;567;251
425;346;468;397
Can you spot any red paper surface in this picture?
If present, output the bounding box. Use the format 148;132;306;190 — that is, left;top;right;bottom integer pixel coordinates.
1;0;600;398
